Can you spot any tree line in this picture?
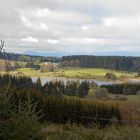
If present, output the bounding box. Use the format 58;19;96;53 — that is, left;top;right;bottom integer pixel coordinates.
0;74;89;97
61;55;140;71
101;83;140;95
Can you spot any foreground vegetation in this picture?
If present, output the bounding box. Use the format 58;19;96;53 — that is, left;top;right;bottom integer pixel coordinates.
1;74;140;140
43;124;140;140
0;75;120;126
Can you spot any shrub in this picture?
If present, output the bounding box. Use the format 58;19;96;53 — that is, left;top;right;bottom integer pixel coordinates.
10;101;44;140
105;73;116;80
0;93;13;140
0;92;44;140
94;88;110;99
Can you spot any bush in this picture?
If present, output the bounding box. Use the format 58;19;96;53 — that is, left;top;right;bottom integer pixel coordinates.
0;93;13;140
10;102;44;140
94;88;110;99
0;92;44;140
105;73;116;80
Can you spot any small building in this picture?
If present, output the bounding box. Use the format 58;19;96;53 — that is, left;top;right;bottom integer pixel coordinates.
0;59;11;71
40;62;55;72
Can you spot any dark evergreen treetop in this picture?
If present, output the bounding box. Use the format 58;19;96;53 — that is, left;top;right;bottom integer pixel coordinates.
61;55;140;71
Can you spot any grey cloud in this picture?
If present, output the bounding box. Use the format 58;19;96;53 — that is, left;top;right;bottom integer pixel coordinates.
0;0;140;55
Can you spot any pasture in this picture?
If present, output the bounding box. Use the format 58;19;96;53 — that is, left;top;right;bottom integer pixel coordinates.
3;67;136;80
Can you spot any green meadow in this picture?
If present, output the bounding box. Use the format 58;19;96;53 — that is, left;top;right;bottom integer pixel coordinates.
5;67;136;80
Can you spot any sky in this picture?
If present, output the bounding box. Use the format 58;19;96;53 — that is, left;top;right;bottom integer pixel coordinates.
0;0;140;56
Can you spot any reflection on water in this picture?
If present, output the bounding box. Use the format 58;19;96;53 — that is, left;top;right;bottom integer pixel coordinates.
31;77;114;86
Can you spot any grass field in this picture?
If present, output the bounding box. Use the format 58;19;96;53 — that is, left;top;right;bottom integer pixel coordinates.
4;67;136;80
42;124;140;140
88;87;140;104
57;67;135;79
112;94;140;104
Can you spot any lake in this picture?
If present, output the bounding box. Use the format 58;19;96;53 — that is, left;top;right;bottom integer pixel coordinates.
31;77;114;86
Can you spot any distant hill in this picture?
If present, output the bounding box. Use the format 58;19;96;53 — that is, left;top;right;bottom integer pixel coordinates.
24;51;82;57
0;52;61;63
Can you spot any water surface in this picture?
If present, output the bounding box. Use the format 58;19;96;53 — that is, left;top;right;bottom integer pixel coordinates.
31;77;114;86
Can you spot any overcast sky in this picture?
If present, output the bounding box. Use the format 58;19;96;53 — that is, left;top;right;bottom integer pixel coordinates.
0;0;140;56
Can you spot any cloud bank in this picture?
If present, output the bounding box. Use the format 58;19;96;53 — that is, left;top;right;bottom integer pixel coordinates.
0;0;140;56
